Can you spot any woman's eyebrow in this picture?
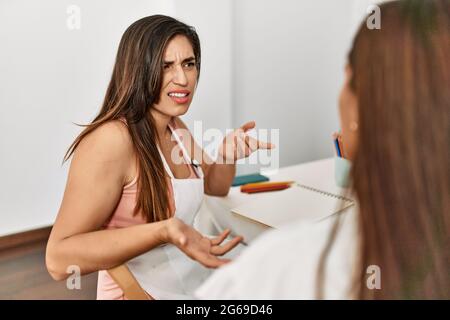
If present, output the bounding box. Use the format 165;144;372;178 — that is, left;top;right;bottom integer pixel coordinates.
163;56;196;65
182;57;196;63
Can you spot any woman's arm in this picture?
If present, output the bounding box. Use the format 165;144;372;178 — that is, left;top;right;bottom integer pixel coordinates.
202;162;236;196
46;121;167;280
173;118;274;196
172;118;234;196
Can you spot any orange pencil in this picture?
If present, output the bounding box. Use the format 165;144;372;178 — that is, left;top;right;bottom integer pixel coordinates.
337;135;345;159
242;184;291;194
241;181;295;189
241;181;295;193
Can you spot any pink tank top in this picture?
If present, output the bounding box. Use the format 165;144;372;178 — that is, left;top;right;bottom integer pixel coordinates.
96;118;199;300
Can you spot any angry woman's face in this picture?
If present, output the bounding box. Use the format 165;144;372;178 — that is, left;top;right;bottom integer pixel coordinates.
152;35;199;118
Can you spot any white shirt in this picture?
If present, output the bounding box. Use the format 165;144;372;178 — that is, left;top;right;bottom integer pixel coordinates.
195;208;359;299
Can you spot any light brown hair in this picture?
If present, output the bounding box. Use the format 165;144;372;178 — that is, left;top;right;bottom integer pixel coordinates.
319;0;449;299
63;15;201;222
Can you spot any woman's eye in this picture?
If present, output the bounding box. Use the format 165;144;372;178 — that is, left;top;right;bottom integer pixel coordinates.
184;62;195;68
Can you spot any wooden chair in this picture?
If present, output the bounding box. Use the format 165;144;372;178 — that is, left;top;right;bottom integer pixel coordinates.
107;264;153;300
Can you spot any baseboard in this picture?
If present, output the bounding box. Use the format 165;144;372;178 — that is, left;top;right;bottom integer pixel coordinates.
0;226;53;251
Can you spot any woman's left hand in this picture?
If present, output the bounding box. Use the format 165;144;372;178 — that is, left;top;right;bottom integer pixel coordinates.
166;217;244;268
217;121;275;164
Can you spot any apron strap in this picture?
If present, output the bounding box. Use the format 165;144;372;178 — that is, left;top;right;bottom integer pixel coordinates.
168;123;204;179
156;144;175;179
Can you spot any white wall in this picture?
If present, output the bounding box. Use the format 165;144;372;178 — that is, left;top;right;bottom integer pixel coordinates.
174;0;233;132
232;0;357;174
0;0;376;236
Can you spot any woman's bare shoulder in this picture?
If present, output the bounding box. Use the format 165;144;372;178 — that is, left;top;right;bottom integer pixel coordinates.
73;120;135;172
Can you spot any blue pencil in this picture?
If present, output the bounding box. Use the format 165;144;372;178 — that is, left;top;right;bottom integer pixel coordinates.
334;138;342;157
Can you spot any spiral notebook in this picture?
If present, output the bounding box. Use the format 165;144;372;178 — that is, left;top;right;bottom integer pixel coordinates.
231;184;354;228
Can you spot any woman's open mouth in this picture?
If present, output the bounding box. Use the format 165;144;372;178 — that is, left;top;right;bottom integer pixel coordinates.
168;90;190;104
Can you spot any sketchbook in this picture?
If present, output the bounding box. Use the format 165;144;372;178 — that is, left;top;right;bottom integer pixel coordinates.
231;184;354;228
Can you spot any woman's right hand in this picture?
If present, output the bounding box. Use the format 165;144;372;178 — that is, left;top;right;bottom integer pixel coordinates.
164;217;244;268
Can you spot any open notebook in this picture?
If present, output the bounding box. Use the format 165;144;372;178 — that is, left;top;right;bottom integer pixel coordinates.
231;184;354;228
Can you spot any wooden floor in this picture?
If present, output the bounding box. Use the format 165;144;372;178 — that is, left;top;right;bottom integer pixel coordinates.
0;240;98;300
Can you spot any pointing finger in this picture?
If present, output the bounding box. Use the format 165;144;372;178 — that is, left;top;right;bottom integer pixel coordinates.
240;121;256;132
257;140;275;150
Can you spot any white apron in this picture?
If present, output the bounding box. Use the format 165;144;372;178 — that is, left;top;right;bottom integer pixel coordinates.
126;124;213;299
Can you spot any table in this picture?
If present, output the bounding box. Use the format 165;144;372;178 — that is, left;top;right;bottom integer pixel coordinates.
202;157;354;243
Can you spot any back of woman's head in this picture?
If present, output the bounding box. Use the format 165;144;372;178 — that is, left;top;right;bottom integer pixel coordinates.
349;0;449;298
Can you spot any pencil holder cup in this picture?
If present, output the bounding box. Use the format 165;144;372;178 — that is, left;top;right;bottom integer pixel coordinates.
334;156;352;188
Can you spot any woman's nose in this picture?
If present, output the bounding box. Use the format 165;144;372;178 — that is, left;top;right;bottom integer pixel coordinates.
172;66;188;86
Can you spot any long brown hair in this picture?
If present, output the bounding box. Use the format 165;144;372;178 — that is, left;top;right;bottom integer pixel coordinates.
63;15;201;223
319;0;449;299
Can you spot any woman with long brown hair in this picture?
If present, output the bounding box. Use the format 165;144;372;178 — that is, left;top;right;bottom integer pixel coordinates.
45;15;273;299
196;0;449;299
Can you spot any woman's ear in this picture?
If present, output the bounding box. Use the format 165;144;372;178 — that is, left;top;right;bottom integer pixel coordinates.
343;65;359;126
345;64;353;81
339;65;359;160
